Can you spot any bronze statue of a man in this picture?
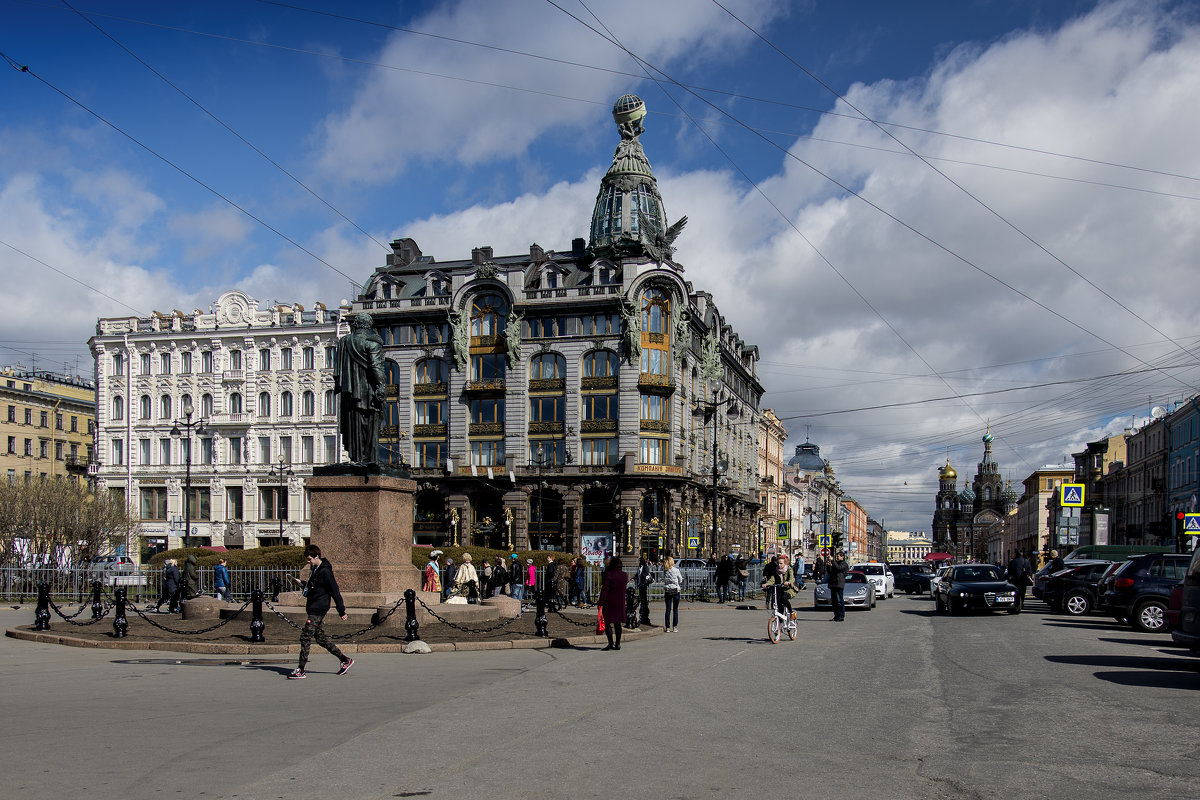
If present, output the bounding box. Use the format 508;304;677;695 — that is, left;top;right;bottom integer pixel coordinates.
333;312;386;464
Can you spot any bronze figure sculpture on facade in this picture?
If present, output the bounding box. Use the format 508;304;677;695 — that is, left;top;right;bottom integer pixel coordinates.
334;312;386;465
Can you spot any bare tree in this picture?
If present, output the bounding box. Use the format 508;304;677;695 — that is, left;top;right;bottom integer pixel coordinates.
0;479;137;570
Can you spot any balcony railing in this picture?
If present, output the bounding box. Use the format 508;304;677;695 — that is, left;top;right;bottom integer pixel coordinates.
469;422;504;436
581;376;618;391
528;420;564;435
210;413;251;426
637;373;674;394
464;379;506;394
640;419;670;433
528;378;565;393
222;370;245;383
580;419;617;434
414;381;448;396
413;424;447;438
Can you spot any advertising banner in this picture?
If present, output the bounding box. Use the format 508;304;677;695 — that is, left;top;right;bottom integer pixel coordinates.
581;534;612;564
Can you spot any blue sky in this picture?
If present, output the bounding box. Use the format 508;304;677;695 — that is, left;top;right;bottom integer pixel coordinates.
4;0;1200;531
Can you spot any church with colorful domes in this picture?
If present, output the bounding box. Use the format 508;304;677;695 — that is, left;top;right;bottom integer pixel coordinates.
932;429;1018;561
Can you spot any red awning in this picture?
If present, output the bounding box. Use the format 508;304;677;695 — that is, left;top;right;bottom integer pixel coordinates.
924;552;953;562
201;545;228;552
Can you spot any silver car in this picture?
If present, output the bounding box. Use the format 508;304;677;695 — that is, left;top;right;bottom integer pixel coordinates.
814;571;876;610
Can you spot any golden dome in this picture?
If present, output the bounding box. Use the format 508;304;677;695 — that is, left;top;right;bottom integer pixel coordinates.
939;461;957;479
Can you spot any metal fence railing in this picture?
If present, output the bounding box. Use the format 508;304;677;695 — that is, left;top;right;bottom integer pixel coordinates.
0;566;302;605
469;562;767;604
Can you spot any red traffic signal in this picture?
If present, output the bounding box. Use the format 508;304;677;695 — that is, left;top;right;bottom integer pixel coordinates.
1178;512;1187;520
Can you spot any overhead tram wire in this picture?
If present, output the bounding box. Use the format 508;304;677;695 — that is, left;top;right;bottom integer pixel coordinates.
249;0;1200;190
553;2;1200;414
0;237;146;317
23;1;1200;204
552;0;1037;448
62;1;391;254
711;0;1200;387
0;51;360;288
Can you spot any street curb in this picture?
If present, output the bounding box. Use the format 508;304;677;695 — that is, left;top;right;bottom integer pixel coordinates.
5;625;663;654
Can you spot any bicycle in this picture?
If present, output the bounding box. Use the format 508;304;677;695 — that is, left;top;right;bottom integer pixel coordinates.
764;583;797;643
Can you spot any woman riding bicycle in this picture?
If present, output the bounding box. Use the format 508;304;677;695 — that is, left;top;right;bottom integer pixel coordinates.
761;553;797;620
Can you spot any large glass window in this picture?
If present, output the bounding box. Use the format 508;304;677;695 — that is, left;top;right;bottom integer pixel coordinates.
258;392;270;417
529;440;566;465
416;400;445;425
185;488;210;521
140;395;151;420
583;395;619;420
584;350;618;377
470;353;506;382
470;398;505;423
259;348;270;370
280;391;293;417
201;393;214;417
140;487;168;520
229;392;243;414
303;347;314;369
201;351;213;372
642;288;669;334
581;438;618;465
181;351;192;374
639;438;669;465
416;441;445;468
470;294;508;337
640;348;668;375
416;358;448;384
529;396;564;422
160;353;171;374
226;487;244;521
112;396;124;421
470;440;505;466
530;353;565;380
228;350;242;370
641;394;668;422
159;394;172;420
301;391;315;416
281;348;293;370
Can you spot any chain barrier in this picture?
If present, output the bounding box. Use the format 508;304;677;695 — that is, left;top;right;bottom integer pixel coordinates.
123;600;249;636
262;595;408;640
413;596;530;634
551;607;596;628
47;598;113;626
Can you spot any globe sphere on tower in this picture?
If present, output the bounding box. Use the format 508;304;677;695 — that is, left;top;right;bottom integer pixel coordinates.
612;94;646;127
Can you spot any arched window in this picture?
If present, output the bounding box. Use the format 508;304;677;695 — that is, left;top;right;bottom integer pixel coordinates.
323;390;334;415
258;392;270;417
112;395;124;421
228;349;242;370
642;287;669;334
470;294;508;337
301;390;315;416
159;394;172;420
139;395;151;420
181;393;192;414
530;353;565;380
415;358;448;385
280;391;293;417
201;393;213;417
229;392;243;414
583;350;618;378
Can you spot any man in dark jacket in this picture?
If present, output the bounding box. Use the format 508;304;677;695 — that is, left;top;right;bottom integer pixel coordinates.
827;549;850;622
288;544;353;679
1007;550;1034;611
715;555;734;603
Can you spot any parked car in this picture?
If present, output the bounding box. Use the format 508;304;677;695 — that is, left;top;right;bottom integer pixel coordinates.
1100;553;1190;633
891;564;934;594
814;571;876;610
935;563;1019;615
854;562;894;599
1042;560;1113;615
88;556;136;577
1171;546;1200;653
929;566;951;599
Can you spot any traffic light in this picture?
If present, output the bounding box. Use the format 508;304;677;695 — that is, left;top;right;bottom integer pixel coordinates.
832;530;844;550
1177;511;1187;553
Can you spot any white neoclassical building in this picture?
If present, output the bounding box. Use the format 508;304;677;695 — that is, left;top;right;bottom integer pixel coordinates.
89;291;348;557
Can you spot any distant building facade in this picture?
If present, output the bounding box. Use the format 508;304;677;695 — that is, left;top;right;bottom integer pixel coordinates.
0;366;95;484
89;292;346;556
885;531;932;564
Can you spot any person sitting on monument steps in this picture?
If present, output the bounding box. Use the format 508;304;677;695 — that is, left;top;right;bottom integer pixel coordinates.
287;544;353;680
449;553;478;604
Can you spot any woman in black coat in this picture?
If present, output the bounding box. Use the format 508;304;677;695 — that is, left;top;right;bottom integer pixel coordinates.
156;559;181;613
598;555;629;651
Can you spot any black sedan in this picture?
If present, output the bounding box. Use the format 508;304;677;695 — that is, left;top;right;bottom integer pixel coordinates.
935;564;1020;615
890;564;934;594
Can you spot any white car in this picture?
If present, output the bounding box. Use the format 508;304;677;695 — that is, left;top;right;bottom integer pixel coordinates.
854;562;895;599
929;566;951;599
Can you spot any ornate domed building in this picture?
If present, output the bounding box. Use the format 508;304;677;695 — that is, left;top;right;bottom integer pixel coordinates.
932;428;1011;560
352;95;764;558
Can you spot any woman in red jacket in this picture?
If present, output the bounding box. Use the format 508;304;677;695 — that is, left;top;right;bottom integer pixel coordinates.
599;555;629;651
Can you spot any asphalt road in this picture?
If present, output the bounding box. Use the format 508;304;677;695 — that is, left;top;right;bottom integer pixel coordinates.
2;592;1197;800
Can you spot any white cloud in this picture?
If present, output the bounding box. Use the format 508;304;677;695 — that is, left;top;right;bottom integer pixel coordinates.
314;0;784;182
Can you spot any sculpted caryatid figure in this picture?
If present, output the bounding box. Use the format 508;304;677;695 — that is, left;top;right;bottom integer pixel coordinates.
333;312;386;464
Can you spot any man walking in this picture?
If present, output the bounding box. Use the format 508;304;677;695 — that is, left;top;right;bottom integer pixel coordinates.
288;544;353;679
1007;549;1034;612
828;549;849;622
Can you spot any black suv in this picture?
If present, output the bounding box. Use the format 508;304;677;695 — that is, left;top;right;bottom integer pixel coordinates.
1100;553;1190;633
890;564;933;594
1171;546;1200;653
1042;560;1112;616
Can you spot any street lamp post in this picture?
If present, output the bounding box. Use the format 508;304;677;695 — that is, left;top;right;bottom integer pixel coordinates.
170;403;208;550
268;456;295;544
693;390;733;556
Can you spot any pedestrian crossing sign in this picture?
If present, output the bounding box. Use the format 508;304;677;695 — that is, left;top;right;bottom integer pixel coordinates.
687;536;700;549
1061;483;1085;507
777;521;790;540
1185;513;1200;534
818;533;832;548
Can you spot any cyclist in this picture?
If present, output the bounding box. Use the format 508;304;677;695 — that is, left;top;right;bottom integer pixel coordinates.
760;553;797;621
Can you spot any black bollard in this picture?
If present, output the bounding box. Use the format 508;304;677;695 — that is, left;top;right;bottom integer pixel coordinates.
403;589;419;642
34;582;51;631
91;579;104;620
250;589;265;642
112;587;128;638
268;577;281;603
625;584;638;629
534;590;548;638
639;582;652;625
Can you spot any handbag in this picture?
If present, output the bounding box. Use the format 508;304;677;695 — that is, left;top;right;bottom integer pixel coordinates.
596;607;606;634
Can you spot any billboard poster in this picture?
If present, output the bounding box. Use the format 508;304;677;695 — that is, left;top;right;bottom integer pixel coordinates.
581;534;612;564
1092;510;1109;546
